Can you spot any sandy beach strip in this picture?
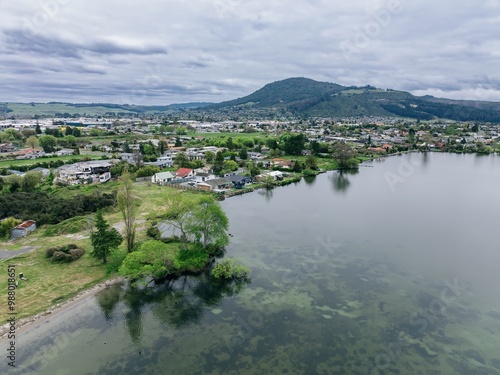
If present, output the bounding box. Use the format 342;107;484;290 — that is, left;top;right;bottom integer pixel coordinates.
0;276;125;344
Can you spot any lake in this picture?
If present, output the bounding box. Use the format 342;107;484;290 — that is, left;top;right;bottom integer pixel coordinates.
2;152;500;374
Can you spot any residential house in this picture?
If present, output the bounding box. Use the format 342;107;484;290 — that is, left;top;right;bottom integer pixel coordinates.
121;153;137;164
227;174;253;189
120;152;143;165
194;172;216;183
248;151;266;161
270;158;296;169
157;154;174;167
256;171;283;181
56;160;113;185
197;177;232;191
152;171;175;184
56;149;74;156
175;168;194;179
202;146;218;153
0;143;17;153
14;148;44;159
186;151;205;161
11;220;37;239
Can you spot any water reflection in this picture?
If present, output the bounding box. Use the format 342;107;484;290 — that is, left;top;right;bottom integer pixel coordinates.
95;271;249;343
303;175;316;186
95;284;122;320
258;187;274;201
331;169;359;193
421;151;429;166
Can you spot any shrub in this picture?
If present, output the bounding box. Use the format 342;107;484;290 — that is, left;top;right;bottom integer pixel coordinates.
0;217;22;239
46;244;85;262
174;245;208;271
212;258;251;280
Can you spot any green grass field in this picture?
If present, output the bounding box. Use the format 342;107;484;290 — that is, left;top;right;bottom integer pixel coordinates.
0;154;101;169
0;182;203;321
193;132;271;139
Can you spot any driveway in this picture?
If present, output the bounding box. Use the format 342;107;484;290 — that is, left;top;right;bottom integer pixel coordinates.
0;246;36;260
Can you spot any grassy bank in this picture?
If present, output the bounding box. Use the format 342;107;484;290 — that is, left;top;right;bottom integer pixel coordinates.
0;182;201;322
0;235;111;320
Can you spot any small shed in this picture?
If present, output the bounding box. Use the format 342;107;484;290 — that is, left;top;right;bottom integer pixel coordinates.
11;220;37;239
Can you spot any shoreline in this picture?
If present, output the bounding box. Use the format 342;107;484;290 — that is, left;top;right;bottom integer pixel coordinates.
0;276;125;345
0;151;419;344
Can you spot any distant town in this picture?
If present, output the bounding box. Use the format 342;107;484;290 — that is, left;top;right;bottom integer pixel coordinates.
0;113;499;191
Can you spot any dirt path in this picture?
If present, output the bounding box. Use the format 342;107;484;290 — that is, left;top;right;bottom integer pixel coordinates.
0;246;36;260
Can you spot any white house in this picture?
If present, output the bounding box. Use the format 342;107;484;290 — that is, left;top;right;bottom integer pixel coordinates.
202;146;218;153
56;149;74;156
186;151;205;161
194;172;216;183
121;153;136;163
152;171;175;184
157;155;174;167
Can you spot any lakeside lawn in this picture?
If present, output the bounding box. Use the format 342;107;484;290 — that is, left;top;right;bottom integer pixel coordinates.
0;182;198;321
0;235;111;320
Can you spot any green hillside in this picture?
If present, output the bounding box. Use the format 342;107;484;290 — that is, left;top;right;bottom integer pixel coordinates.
202;78;500;122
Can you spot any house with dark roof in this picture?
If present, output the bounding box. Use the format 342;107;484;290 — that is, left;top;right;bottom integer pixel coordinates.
227;174;253;189
197;177;232;191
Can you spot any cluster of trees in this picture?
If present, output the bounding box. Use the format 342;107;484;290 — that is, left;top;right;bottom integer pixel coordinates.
118;193;229;282
110;161;160;178
0;172;45;193
0;126;85;152
0;191;116;226
331;142;359;168
164;193;229;250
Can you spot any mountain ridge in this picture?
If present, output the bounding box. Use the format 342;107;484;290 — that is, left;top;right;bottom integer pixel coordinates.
203;77;500;122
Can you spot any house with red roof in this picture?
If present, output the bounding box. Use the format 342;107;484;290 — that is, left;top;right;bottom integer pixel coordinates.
175;168;194;179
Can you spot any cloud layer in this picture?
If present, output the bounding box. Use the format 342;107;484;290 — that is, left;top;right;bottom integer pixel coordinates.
0;0;499;105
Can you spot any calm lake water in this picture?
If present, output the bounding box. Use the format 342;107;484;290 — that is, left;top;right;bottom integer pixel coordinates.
2;152;500;374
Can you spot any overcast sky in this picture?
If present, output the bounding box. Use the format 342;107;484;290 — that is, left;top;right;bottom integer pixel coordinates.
0;0;499;105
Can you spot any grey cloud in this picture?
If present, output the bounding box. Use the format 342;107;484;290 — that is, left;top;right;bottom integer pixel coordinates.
0;0;499;104
2;29;167;59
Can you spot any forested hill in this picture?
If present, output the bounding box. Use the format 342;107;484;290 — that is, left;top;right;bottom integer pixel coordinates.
202;77;500;122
